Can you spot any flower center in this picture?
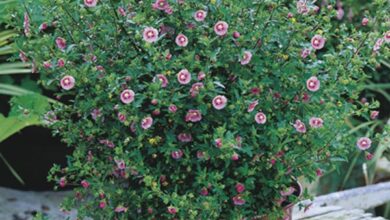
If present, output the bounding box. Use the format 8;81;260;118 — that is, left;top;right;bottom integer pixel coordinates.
180;74;186;80
147;31;154;38
64;78;70;85
314;39;319;45
309;81;315;87
217;24;224;31
180;36;185;42
216;98;222;105
124;92;130;98
362;140;367;145
197;12;203;18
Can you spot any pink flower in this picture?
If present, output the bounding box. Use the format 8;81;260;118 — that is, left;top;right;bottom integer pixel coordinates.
91;108;101;120
99;201;106;209
212;95;228;110
60;75;75;90
185;110;202;122
301;48;311;59
293;119;307;133
84;0;98;7
287;12;293;19
384;31;390;43
177;69;191;85
177;133;192;142
118;113;126;122
362;18;369;26
118;7;126;16
306;76;320;92
373;38;384;52
366;153;374;160
235;183;245;193
153;74;169;87
39;22;48;31
240;51;252;65
167;206;177;214
311;35;326;50
336;7;344;20
251;87;261;95
197;151;205;159
19;51;28;62
43;61;52;69
296;0;309;15
120;89;135;104
232;195;246;206
143;27;159;43
316;169;323;176
255;112;267;124
247;100;259;112
152;0;170;10
309;117;324;128
114;205;128;213
232;152;239;161
81;180;90;188
57;59;65;67
357;137;372;150
214;21;229;36
141;116;153;129
164;7;173;14
233;31;240;39
169;104;178;113
194;10;207;22
23;13;30;36
200;187;208;196
198;71;206;80
370;111;379;120
171;150;184;159
59;177;66;188
190;82;204;97
115;159;126;169
55;37;67;50
175;34;188;47
215;138;223;148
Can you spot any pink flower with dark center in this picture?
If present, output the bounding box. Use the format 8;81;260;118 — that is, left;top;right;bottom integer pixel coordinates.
60;75;75;90
255;112;266;124
55;37;67;50
384;31;390;43
19;51;28;62
194;10;207;22
296;0;309;15
84;0;98;7
293;119;306;133
143;27;159;43
120;89;135;104
152;0;170;10
115;159;126;170
23;13;30;36
357;137;372;150
141;116;153;129
177;69;191;84
39;22;48;31
309;117;324;128
370;111;379;120
177;133;192;142
200;187;208;196
198;71;206;80
59;177;66;188
235;183;245;193
373;38;384;52
240;51;252;65
311;35;326;50
185;109;202;122
175;34;188;47
251;87;261;95
302;92;310;102
248;100;259;112
81;180;90;189
232;195;246;206
169;104;177;113
190;82;204;97
306;76;320;92
171;150;184;159
214;21;229;36
57;58;65;67
362;17;369;26
301;48;311;59
212;95;228;110
215;138;223;148
232;152;239;161
118;113;126;122
118;7;126;16
153;74;169;88
114;205;128;213
167;206;177;214
99;201;106;209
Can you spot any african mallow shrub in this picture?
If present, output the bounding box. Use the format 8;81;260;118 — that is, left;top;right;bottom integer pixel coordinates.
15;0;389;219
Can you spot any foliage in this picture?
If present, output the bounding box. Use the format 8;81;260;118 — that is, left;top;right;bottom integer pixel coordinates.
12;0;390;219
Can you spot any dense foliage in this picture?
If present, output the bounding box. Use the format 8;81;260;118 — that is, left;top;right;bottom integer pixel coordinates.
12;0;389;219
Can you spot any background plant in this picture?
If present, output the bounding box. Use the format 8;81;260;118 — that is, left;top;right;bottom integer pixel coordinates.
11;0;390;219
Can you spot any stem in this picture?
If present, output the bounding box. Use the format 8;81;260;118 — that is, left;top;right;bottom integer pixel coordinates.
340;150;360;190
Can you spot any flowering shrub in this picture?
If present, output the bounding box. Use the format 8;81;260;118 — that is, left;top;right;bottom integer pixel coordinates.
13;0;389;219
